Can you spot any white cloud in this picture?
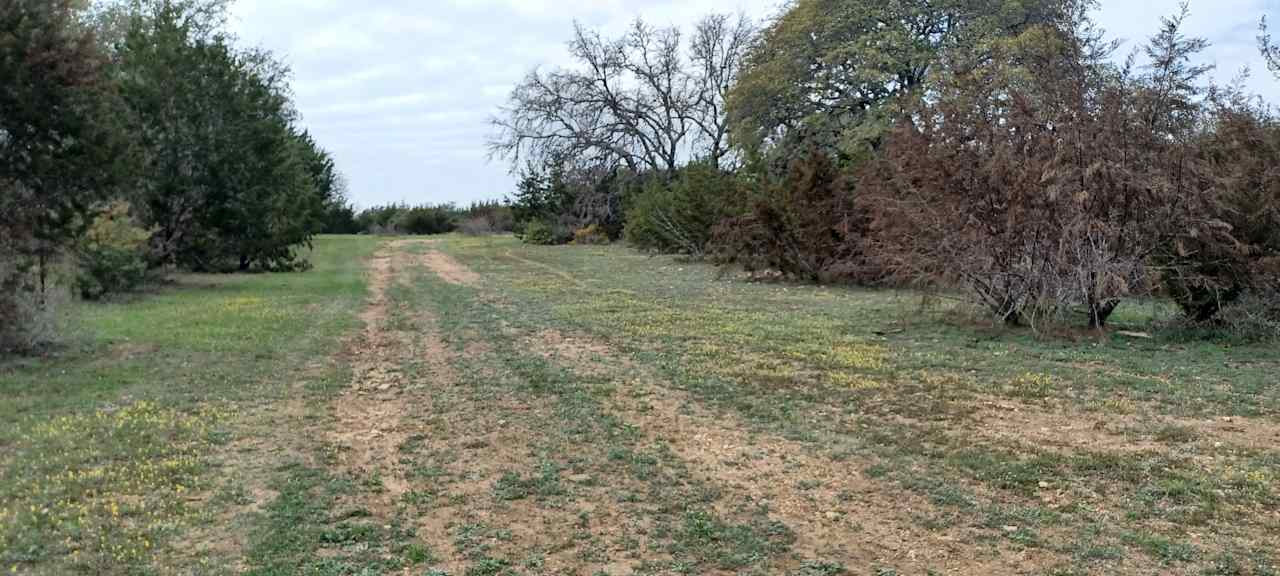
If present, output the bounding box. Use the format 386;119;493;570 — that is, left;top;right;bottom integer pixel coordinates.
227;0;1280;208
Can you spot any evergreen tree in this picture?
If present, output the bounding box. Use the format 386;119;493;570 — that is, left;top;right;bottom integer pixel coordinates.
0;0;133;349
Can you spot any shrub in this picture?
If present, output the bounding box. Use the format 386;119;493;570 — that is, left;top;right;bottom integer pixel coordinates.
712;146;876;283
458;216;495;236
625;164;739;256
75;202;151;300
0;254;49;354
1161;93;1280;322
573;224;610;245
394;205;456;236
459;201;515;235
1;0;130;350
321;201;361;234
509;160;634;242
522;220;570;246
864;12;1211;328
510;162;574;234
356;205;404;234
1214;290;1280;340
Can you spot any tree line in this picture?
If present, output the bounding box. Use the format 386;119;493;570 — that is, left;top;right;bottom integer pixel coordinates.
0;0;348;352
323;201;515;237
490;0;1280;335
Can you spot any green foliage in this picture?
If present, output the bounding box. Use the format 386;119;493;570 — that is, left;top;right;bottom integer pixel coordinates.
510;162;575;235
116;0;328;272
321;201;361;234
458;201;515;236
1;0;133;352
355;204;405;234
395;205;457;236
727;0;1061;162
712;147;875;283
295;130;358;235
352;203;467;236
521;220;564;246
624;163;740;256
75;202;151;300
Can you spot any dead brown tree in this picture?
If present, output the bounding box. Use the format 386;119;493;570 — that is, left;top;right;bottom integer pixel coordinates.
865;2;1215;329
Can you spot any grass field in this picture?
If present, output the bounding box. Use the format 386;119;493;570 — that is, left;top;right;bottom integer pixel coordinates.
2;235;1277;575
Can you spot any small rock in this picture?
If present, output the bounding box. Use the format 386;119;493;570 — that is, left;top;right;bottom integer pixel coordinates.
1038;481;1051;489
824;511;841;521
567;474;592;483
1003;525;1019;533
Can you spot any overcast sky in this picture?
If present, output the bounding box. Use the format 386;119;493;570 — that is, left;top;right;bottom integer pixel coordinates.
228;0;1280;209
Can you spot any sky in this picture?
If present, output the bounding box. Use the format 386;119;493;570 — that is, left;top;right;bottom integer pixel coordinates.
227;0;1280;209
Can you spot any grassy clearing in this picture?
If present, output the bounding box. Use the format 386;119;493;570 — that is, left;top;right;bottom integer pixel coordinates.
0;236;381;575
436;235;1279;575
2;234;1277;575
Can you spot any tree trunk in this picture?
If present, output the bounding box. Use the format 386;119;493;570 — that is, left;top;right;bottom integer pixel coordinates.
1088;300;1119;329
37;251;48;310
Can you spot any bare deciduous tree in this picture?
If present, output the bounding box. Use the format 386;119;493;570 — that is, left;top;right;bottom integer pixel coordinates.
488;13;754;176
688;13;754;170
1261;17;1280;79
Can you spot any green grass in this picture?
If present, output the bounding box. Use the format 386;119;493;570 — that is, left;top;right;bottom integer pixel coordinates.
0;236;381;575
2;234;1277;575
437;235;1279;575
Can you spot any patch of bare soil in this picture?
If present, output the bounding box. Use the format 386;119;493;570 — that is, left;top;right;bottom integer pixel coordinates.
408;399;558;576
966;398;1280;455
628;383;1064;574
525;329;1066;574
329;246;421;507
323;240;474;572
420;250;480;286
526;328;618;376
427;436;662;576
405;329;667;574
1174;415;1280;449
965;400;1166;455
